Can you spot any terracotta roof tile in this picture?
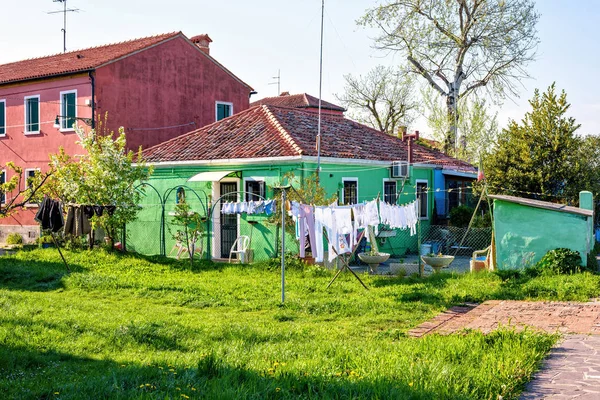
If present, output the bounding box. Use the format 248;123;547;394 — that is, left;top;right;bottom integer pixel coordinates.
0;32;180;84
251;93;345;112
143;104;475;173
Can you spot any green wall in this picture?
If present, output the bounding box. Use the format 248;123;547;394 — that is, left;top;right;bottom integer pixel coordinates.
493;200;592;269
127;162;433;261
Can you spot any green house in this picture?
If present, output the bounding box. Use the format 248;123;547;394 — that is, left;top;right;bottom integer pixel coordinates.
127;101;475;262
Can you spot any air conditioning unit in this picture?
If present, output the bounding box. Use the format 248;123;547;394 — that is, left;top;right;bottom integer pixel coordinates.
391;161;410;178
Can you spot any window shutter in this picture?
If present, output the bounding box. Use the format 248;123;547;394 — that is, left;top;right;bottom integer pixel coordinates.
0;102;5;135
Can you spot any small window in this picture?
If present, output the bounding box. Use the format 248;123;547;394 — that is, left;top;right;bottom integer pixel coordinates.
416;181;428;219
245;179;265;201
176;187;186;204
383;181;397;204
342;179;358;205
24;169;39;190
60;90;77;130
0;99;5;136
25;95;40;133
216;102;233;121
0;170;5;204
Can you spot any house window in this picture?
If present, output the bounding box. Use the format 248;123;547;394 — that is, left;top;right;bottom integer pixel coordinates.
0;170;5;204
0;99;5;136
342;178;358;205
416;181;428;219
383;180;397;204
24;169;39;190
24;95;40;134
245;178;265;201
216;102;233;121
60;90;77;130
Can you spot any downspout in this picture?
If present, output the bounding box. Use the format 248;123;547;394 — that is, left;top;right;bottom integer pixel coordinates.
88;71;96;130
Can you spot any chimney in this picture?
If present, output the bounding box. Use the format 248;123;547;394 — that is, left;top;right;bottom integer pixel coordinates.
280;91;290;96
190;34;212;55
408;136;413;164
398;125;408;140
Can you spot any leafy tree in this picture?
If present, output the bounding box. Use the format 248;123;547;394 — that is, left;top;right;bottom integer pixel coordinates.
169;200;205;266
484;83;599;204
0;163;52;218
422;86;498;163
336;65;419;135
44;121;152;247
361;0;539;153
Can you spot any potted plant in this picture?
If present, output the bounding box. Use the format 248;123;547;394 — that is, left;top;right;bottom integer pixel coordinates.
358;226;390;274
421;252;455;273
36;234;55;249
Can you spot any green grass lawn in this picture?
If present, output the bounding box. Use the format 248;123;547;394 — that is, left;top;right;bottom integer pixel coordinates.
1;249;599;399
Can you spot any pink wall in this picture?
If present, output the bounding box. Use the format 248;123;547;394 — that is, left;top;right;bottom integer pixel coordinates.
0;76;92;228
95;35;251;151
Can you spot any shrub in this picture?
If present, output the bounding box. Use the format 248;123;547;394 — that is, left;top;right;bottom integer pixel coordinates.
35;235;54;245
536;248;583;275
449;205;474;227
6;233;23;245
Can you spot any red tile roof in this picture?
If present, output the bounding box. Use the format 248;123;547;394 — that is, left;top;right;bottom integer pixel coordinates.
251;93;346;112
0;32;180;84
143;105;475;172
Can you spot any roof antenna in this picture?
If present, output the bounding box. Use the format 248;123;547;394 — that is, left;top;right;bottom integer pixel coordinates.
268;69;281;95
47;0;80;53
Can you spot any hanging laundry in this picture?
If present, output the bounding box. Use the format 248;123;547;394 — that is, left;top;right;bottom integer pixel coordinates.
298;204;317;258
64;206;91;236
35;197;64;233
263;200;276;216
313;206;326;262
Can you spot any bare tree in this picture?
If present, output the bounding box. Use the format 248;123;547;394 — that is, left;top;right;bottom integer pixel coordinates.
422;86;498;163
361;0;539;153
336;65;419;135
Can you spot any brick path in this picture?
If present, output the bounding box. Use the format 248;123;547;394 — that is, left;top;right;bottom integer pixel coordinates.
408;300;600;399
409;300;600;337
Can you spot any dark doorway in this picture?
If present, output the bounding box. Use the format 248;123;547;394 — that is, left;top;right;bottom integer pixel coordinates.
220;182;238;258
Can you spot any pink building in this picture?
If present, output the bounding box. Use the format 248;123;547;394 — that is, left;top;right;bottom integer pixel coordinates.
0;32;253;241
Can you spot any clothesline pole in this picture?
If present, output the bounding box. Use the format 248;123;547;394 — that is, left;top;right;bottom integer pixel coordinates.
50;232;70;272
281;187;286;303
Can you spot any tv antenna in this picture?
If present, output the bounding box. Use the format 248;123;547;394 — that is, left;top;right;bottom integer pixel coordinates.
268;69;281;95
47;0;80;53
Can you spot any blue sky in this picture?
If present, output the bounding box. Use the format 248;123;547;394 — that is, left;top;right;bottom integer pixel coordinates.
1;0;598;135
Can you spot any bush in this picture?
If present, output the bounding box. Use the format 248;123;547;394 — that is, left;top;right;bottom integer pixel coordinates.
536;248;584;275
6;233;23;245
449;205;474;227
35;235;54;245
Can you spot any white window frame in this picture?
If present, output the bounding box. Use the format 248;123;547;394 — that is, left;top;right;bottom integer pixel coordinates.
0;169;6;204
341;177;359;205
59;89;77;132
416;179;429;220
382;178;398;205
24;168;40;191
215;101;233;121
243;176;265;202
24;94;41;135
0;99;6;136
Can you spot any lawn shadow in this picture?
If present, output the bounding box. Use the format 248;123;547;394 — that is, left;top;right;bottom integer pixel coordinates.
0;255;86;292
0;344;445;399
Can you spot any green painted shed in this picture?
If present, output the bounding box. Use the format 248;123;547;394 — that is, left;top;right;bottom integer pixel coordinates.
490;193;594;269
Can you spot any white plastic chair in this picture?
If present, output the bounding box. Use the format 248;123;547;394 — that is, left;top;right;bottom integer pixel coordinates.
170;232;203;259
229;235;250;263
